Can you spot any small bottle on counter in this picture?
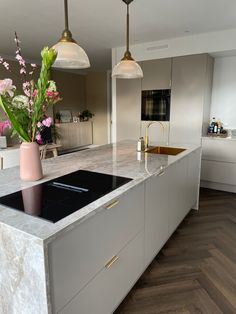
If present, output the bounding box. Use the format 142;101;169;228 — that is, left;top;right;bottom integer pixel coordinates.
209;117;215;133
208;124;214;133
137;137;145;152
217;121;222;134
212;118;218;133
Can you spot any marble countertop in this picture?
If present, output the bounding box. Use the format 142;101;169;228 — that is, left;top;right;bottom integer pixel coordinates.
0;144;20;151
0;140;200;243
202;136;236;141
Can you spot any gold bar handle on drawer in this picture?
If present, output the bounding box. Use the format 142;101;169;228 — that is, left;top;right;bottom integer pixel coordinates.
105;255;119;269
106;200;119;210
158;170;165;176
155;165;165;177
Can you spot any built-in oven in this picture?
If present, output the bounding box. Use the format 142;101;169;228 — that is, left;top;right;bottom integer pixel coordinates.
141;89;171;121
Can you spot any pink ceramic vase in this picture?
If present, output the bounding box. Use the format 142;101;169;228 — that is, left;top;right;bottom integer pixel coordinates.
20;142;43;181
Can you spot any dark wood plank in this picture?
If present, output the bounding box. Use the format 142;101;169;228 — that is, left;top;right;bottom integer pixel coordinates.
114;188;236;313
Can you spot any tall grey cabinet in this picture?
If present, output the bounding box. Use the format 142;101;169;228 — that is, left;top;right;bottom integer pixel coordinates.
116;79;142;141
169;54;213;145
114;54;213;144
115;58;172;142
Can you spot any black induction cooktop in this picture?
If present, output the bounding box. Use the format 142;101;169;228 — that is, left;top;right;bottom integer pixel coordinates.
0;170;132;223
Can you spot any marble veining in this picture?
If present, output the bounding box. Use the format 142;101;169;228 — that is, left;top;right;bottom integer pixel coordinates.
0;223;48;314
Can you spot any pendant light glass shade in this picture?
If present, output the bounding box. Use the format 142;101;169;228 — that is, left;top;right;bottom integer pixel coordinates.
112;0;143;79
52;0;90;69
112;59;143;79
53;42;90;69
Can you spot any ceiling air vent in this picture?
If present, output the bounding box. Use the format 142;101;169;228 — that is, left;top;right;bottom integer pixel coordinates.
146;44;169;51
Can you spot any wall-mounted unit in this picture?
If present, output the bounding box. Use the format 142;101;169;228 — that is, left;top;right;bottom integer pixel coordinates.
141;89;171;121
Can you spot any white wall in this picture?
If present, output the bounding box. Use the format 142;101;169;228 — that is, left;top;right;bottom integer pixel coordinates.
51;70;86;117
211;56;236;129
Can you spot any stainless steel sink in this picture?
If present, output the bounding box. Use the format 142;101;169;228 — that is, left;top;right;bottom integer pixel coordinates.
145;146;186;156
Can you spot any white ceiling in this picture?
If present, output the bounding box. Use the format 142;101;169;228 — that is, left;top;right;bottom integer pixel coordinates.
1;0;236;71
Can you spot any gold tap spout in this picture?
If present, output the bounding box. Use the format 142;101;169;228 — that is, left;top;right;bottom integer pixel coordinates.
145;121;164;150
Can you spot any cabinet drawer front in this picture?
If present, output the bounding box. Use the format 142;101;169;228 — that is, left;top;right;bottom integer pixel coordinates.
49;184;145;312
168;157;188;235
0;149;20;169
56;122;92;150
201;160;236;185
145;169;170;266
59;231;144;314
202;138;236;163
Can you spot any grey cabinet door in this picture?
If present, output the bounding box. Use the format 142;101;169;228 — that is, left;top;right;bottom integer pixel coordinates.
169;54;213;145
116;79;142;141
142;58;172;90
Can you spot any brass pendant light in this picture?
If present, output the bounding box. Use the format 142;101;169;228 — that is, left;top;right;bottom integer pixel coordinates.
112;0;143;79
53;0;90;69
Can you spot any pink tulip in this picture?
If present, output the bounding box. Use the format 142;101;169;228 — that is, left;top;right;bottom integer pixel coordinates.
46;90;61;104
46;90;54;97
0;120;11;136
3;120;11;130
32;89;38;97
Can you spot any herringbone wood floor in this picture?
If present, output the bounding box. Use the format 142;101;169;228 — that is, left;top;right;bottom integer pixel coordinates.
115;188;236;314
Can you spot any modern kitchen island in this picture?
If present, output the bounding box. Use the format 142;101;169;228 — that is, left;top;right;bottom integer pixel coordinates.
0;141;201;314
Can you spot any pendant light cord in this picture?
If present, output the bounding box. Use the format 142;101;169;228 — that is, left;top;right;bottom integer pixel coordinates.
122;1;133;60
112;0;143;77
60;0;74;42
126;3;129;53
64;0;69;30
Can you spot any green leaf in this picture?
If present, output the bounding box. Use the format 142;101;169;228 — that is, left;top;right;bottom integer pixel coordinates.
0;96;30;142
31;47;57;140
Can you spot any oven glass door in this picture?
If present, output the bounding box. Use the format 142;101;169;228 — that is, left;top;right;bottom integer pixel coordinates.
141;89;171;121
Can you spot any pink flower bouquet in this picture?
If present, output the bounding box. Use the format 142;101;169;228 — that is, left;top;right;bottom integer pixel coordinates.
0;34;61;142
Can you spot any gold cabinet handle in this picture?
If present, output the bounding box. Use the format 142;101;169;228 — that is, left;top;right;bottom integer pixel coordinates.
158;170;165;176
155;166;165;177
105;255;119;269
106;200;119;210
